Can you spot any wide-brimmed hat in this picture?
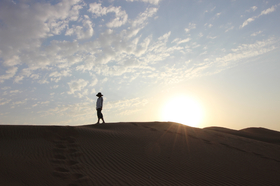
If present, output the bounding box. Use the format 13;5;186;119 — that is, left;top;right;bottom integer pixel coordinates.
96;92;103;96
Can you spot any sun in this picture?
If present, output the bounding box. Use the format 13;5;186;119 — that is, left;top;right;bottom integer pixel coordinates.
161;95;204;127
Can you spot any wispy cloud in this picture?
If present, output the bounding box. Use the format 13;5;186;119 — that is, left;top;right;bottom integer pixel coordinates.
251;31;262;36
185;23;196;33
65;15;94;39
88;3;128;28
126;0;161;5
67;79;88;95
246;6;258;12
216;37;277;66
241;4;278;28
0;98;12;106
0;67;18;83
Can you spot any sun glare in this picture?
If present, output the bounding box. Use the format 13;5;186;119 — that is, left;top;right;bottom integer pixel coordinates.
161;95;204;127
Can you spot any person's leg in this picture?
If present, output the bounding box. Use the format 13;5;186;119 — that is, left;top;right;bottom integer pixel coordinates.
99;110;105;123
101;117;105;123
97;109;101;124
97;108;105;124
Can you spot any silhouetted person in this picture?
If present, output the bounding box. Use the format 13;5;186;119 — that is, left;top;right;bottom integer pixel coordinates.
96;92;105;124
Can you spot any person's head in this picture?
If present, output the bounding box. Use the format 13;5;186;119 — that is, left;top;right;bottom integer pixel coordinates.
96;92;103;97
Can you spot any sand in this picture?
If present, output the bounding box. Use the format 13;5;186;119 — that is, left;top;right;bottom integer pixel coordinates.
1;122;280;186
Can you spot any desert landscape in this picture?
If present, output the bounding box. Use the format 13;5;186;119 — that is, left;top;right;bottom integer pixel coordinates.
1;122;280;186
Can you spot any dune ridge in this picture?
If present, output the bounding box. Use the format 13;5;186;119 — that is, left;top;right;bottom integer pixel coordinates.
1;122;280;186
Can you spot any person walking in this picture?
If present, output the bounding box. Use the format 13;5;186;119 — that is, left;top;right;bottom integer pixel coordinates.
96;92;105;124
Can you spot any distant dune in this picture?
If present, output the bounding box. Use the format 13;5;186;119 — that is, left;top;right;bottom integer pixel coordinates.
1;122;280;186
204;126;280;145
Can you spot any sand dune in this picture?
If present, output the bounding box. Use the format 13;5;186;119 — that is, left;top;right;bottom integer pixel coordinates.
1;122;280;186
205;126;280;145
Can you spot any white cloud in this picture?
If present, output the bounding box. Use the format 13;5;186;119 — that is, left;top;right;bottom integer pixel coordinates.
260;5;277;15
52;85;59;89
246;6;258;12
0;67;18;83
216;37;277;66
0;99;12;106
49;69;71;83
30;74;40;80
225;26;234;32
125;0;161;5
13;68;36;83
207;35;217;39
88;3;128;28
67;79;88;94
204;23;213;28
172;38;191;45
77;89;89;98
184;28;190;33
1;86;11;90
131;7;158;28
65;15;94;39
152;37;278;85
38;79;50;84
189;23;196;29
10;90;22;94
102;78;108;83
12;99;28;106
241;4;278;28
1;1;160;84
89;78;98;87
0;0;84;64
41;101;50;105
241;17;256;28
251;31;262;36
185;23;196;33
125;7;158;38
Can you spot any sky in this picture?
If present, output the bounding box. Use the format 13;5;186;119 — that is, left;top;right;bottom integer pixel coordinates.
0;0;280;131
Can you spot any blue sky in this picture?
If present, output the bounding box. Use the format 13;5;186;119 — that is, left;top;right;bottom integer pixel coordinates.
0;0;280;130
